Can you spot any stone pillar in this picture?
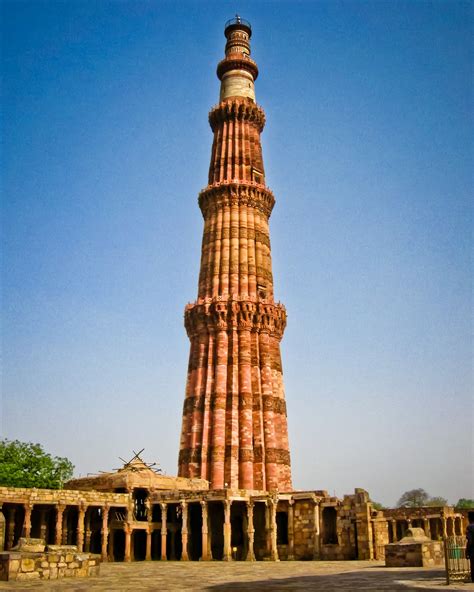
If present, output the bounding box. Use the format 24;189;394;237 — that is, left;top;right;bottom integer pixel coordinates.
201;501;210;560
124;525;132;562
269;498;279;561
390;520;397;542
145;528;152;561
246;501;256;561
455;516;463;536
22;504;32;538
55;504;65;545
160;503;167;561
441;516;448;538
61;510;68;545
181;501;189;561
146;500;152;561
313;501;320;560
39;507;48;542
77;505;86;552
423;518;431;539
6;507;16;550
84;510;92;552
101;505;109;561
223;499;232;561
287;500;295;560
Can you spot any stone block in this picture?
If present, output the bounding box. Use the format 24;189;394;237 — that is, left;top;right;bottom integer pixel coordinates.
21;558;35;572
46;545;77;553
17;571;40;580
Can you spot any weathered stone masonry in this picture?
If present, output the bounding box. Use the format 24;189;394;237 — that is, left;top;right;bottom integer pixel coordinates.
178;17;292;493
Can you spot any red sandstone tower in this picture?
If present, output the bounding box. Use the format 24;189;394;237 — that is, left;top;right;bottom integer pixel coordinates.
178;17;292;492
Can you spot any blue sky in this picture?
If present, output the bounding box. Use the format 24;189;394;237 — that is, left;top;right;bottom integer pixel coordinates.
2;0;472;506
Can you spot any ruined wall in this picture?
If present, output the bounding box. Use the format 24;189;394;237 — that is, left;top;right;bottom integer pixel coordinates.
293;499;318;560
0;487;129;507
0;549;100;582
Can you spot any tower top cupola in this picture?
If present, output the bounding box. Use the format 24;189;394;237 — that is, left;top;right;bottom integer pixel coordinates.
217;16;258;102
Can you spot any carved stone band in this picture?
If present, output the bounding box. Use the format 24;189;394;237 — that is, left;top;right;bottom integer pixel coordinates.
184;298;286;339
209;97;265;132
265;448;291;465
199;182;275;219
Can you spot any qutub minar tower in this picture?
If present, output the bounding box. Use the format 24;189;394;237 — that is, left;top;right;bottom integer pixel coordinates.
178;16;292;492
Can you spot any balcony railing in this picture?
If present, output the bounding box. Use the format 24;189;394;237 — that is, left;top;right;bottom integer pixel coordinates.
225;16;251;32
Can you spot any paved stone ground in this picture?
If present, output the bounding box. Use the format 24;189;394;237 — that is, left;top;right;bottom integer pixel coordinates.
1;561;473;591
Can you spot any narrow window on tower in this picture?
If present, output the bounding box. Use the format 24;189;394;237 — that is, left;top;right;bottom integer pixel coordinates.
251;166;263;184
257;283;266;299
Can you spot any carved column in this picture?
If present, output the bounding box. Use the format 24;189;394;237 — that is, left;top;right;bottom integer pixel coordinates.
62;509;68;544
423;518;431;539
6;508;16;550
441;516;448;538
269;498;279;561
246;501;255;561
76;504;86;552
146;500;152;561
101;505;109;561
181;501;189;560
160;503;167;561
55;504;65;545
313;500;320;560
39;507;48;542
287;500;295;560
124;525;132;562
84;509;92;552
22;504;32;538
390;520;397;542
201;501;210;560
223;499;232;561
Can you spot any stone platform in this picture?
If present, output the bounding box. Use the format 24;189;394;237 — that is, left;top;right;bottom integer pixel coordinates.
0;561;472;591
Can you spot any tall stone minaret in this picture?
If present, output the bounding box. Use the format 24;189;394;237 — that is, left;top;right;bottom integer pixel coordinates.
178;17;292;492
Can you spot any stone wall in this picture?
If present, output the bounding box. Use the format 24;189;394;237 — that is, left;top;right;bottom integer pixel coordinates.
0;486;129;507
385;528;444;567
293;499;317;560
0;548;100;582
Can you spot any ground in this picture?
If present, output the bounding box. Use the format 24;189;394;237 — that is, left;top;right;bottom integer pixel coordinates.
1;561;474;591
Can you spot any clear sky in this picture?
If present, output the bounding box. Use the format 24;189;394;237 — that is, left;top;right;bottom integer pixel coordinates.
2;1;472;506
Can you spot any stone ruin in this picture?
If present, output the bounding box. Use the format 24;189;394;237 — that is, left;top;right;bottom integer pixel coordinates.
385;527;444;567
0;537;100;582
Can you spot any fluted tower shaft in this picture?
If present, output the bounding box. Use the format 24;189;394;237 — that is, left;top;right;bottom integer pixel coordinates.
178;18;292;492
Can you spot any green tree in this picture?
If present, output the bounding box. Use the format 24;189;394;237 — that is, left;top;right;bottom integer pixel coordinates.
370;500;385;511
455;498;474;509
0;439;74;489
426;496;448;507
397;488;430;508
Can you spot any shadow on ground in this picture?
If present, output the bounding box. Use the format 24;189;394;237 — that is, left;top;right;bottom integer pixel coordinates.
206;568;450;591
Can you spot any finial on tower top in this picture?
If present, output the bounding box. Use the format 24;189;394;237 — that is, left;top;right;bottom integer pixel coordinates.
224;15;252;38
